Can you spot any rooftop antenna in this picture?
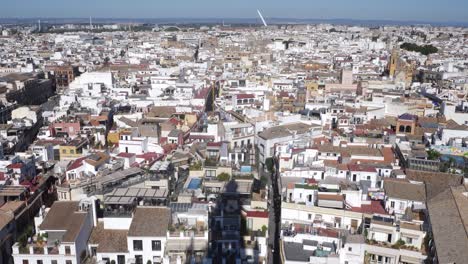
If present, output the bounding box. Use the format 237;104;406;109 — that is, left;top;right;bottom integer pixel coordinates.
257;9;268;27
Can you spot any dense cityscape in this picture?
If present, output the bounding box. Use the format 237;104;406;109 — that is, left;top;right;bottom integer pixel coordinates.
0;11;467;264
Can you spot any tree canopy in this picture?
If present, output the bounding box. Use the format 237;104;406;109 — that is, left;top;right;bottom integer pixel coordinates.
400;42;438;55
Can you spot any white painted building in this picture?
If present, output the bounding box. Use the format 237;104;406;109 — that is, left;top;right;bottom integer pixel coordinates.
12;198;97;264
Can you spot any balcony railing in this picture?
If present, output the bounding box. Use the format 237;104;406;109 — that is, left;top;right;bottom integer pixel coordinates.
168;230;208;238
13;242;61;255
103;209;133;218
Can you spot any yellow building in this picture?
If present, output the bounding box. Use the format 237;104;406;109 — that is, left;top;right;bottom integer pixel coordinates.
59;139;88;161
389;48;399;77
107;130;120;145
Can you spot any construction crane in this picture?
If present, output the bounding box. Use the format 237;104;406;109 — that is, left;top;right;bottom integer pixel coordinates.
257;9;268;27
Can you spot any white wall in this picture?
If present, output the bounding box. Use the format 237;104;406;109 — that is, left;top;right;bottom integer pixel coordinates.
127;236;167;264
103;217;132;230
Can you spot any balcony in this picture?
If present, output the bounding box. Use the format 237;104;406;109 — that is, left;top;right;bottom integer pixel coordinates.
365;239;425;254
103;208;133;218
204;158;219;167
13;242;60;256
168;228;208;238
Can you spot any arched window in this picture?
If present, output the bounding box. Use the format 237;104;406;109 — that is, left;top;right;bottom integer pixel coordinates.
399;125;405;132
405;126;412;133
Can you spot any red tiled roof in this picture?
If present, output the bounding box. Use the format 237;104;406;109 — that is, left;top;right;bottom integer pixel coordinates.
7;163;23;169
306;179;318;185
207;142;222;147
348;164;377;173
315;228;340;238
323;160;339;167
0;172;5;181
236;94;255;100
381;147;395;163
349;200;387;215
246;211;268;218
136;152;161;161
162;144;177;154
167;117;180;126
67;157;86;171
337;164;348;171
318;194;344;201
117;152;136;158
194;87;211;99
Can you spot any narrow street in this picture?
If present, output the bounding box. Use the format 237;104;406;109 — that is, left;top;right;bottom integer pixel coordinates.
266;158;281;264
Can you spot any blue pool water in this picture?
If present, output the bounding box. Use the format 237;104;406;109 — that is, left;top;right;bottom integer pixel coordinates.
240;166;252;173
187;178;202;190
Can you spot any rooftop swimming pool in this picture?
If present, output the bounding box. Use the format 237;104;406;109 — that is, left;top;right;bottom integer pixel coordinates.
187;178;202;190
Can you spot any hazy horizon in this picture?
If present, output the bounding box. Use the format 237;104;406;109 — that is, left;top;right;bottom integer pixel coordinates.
1;0;467;23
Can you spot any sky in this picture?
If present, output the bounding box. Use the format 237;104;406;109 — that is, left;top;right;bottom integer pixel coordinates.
1;0;468;23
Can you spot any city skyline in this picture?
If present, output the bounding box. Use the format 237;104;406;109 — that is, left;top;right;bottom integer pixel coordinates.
2;0;468;23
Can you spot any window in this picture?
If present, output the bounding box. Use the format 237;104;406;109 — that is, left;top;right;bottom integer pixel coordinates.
37;261;43;264
399;202;405;210
66;261;72;264
205;170;216;178
117;255;125;264
70;150;75;154
51;261;57;264
102;258;110;264
367;176;371;180
135;255;143;264
91;247;97;256
133;240;143;251
390;201;395;208
65;246;71;255
62;149;67;153
406;237;413;244
308;214;312;220
348;247;352;252
152;240;161;251
22;261;29;264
